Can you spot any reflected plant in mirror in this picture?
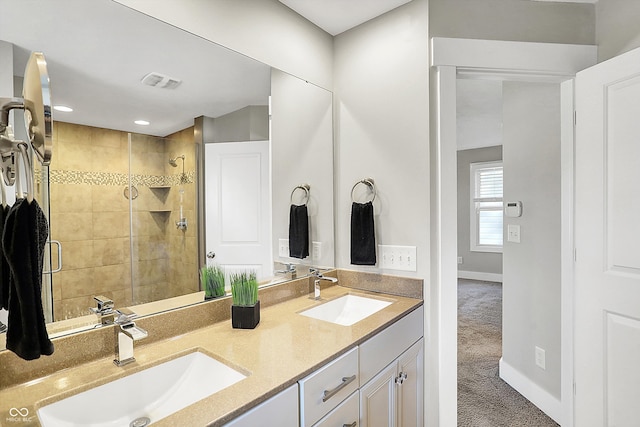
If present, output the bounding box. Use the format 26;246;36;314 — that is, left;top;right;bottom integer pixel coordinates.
0;0;334;348
201;265;225;300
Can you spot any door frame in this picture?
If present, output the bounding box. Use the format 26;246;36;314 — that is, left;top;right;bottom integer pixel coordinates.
430;37;596;427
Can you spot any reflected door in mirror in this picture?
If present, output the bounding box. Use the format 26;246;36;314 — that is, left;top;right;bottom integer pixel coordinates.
205;141;272;284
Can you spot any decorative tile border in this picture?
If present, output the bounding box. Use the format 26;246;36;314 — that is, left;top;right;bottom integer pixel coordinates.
48;170;195;187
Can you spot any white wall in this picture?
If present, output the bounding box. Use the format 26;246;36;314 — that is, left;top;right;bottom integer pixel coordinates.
501;82;561;404
596;0;640;62
209;106;269;143
271;69;334;269
457;146;503;279
333;0;430;277
113;0;333;90
333;0;431;423
0;41;12;97
430;0;594;45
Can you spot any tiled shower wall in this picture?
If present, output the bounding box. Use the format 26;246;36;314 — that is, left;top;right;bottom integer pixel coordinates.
48;122;198;321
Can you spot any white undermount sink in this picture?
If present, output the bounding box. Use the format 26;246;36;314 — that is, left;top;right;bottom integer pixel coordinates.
299;294;392;326
37;351;247;427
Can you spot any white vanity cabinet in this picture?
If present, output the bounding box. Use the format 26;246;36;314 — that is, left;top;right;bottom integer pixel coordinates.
224;383;299;427
360;338;424;427
229;305;423;427
359;307;424;427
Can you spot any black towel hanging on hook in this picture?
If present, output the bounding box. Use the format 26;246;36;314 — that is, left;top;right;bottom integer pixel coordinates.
350;201;376;265
350;179;377;265
3;197;54;360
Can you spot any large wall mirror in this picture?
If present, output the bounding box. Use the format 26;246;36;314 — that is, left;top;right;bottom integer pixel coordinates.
0;0;334;347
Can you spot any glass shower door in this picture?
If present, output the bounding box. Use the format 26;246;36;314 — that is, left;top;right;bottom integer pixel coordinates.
128;133;199;307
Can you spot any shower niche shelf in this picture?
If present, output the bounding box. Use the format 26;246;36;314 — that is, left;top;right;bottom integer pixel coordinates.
149;209;171;214
149;186;171;190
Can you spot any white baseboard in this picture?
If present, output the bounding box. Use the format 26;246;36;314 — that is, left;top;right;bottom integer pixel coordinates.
457;270;502;283
499;358;561;424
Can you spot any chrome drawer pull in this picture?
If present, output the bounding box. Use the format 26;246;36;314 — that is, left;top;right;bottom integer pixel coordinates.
343;422;357;427
322;374;356;402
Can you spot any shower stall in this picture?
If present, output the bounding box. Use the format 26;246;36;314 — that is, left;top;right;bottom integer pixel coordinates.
39;124;199;322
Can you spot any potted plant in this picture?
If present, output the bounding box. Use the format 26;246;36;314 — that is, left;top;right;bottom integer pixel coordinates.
230;271;260;329
201;265;226;300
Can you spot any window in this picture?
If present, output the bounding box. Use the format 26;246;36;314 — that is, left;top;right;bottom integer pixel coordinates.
470;161;503;253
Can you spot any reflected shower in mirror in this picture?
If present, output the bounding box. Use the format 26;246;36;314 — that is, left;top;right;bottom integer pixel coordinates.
0;0;334;346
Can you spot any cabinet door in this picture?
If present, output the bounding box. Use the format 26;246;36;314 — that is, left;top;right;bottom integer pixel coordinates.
360;362;397;427
397;338;423;427
224;384;299;427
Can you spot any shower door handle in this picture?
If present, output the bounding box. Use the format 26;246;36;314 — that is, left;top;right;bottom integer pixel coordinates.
43;240;62;274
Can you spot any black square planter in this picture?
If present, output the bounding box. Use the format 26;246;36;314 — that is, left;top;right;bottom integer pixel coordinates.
231;300;260;329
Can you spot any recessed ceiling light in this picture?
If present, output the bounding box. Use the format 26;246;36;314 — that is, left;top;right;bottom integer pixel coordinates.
134;120;150;126
53;105;73;112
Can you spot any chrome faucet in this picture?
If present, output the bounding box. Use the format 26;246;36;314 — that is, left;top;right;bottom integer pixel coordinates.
275;262;297;279
113;309;148;367
310;268;338;300
90;295;115;325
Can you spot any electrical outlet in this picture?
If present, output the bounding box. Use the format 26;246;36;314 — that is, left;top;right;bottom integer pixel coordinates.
535;346;546;370
278;239;289;258
312;241;322;260
458;256;463;265
378;245;417;271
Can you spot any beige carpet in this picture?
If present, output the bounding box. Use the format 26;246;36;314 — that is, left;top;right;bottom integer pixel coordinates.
457;279;559;427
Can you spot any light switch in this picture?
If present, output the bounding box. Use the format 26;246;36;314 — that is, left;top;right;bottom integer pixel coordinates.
507;224;521;243
278;238;289;257
378;245;417;271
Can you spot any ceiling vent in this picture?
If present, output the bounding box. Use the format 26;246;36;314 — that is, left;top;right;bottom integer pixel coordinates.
141;72;182;89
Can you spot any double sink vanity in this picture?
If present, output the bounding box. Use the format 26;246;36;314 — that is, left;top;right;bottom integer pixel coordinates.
0;270;423;426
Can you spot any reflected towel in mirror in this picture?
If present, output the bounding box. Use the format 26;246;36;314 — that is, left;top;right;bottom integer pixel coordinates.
289;204;309;259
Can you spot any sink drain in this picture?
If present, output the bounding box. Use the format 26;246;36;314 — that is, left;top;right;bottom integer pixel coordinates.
130;417;151;427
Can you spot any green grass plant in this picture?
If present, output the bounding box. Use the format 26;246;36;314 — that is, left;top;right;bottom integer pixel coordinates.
201;265;226;298
230;271;258;306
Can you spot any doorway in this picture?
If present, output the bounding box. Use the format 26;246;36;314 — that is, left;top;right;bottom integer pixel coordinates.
455;76;565;424
430;37;596;427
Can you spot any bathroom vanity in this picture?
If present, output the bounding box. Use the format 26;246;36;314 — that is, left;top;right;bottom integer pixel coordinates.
0;271;423;426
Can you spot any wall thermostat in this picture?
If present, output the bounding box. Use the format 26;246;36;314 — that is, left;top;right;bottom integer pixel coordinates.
505;201;522;218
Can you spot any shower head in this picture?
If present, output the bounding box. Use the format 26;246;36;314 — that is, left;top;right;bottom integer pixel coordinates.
168;155;185;167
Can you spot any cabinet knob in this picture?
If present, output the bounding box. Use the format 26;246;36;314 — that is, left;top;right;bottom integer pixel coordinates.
395;371;408;385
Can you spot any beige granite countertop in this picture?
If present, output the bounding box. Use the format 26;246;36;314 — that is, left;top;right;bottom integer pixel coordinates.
0;278;422;426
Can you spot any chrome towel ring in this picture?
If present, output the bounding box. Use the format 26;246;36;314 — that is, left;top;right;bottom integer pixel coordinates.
290;183;310;205
351;178;376;203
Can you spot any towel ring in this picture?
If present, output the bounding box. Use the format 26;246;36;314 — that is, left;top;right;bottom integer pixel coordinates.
290;184;310;205
351;178;376;203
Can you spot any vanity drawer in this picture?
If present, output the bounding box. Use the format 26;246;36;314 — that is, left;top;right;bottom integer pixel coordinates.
299;346;359;427
313;390;359;427
224;384;299;427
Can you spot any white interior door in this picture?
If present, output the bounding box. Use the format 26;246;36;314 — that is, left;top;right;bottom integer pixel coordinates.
204;140;272;282
574;46;640;426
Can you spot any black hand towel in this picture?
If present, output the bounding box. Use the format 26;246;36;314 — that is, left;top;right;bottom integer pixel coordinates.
289;204;309;259
351;201;376;265
3;199;54;360
0;204;10;310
